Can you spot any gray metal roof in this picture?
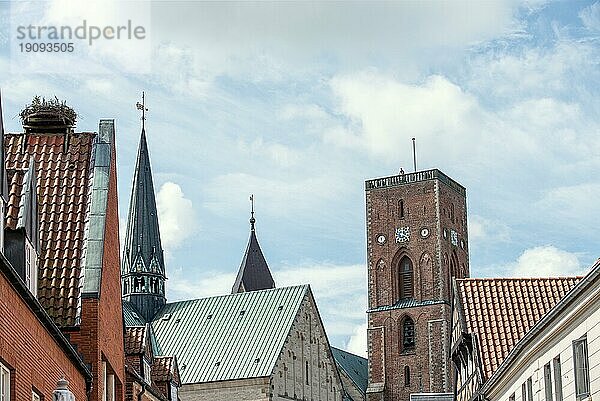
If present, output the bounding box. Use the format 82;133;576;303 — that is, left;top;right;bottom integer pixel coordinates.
81;119;114;296
231;219;275;294
122;128;165;278
152;285;309;384
123;300;146;326
122;127;166;320
331;347;368;395
367;299;446;313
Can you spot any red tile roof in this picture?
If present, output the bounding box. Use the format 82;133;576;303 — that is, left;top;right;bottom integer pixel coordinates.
5;168;26;229
152;356;179;385
4;132;94;326
124;326;147;355
456;277;580;380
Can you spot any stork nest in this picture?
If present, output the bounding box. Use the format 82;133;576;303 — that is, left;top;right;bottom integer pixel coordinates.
20;96;77;128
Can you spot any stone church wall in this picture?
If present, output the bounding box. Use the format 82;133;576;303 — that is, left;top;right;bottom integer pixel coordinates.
271;293;345;401
180;377;270;401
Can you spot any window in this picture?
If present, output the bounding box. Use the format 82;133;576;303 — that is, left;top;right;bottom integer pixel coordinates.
169;382;178;401
305;361;309;385
404;366;410;387
25;241;38;296
103;361;115;401
399;257;413;299
509;393;515;401
522;378;533;401
143;359;151;384
31;391;41;401
544;362;553;401
573;336;590;399
402;317;415;350
0;362;10;401
553;356;563;401
399;200;405;219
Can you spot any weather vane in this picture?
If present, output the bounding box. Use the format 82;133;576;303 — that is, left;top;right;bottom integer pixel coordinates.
249;194;256;230
136;91;148;130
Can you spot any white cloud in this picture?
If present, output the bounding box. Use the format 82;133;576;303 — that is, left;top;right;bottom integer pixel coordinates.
275;262;367;336
492;246;584;277
536;183;600;221
328;73;489;164
346;322;368;358
580;2;600;32
468;215;511;244
167;267;235;301
156;182;197;254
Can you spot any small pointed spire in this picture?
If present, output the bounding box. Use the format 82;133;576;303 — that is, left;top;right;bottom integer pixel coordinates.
232;197;275;294
249;194;256;231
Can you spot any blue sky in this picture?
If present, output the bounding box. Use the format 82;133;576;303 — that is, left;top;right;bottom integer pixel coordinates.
1;0;599;355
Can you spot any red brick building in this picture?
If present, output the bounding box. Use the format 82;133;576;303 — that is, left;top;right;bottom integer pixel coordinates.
0;95;125;401
365;169;470;401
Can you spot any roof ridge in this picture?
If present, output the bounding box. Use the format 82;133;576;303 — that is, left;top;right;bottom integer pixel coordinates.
457;276;581;282
162;284;309;308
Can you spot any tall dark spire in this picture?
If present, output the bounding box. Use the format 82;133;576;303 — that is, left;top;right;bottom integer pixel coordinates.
232;197;275;294
122;93;166;322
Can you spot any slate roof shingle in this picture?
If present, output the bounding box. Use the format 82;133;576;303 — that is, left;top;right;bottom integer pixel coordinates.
456;277;580;380
5;133;94;326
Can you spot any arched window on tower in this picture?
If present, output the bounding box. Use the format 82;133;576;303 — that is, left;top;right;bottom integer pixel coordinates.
123;279;129;295
450;250;459;278
402;317;415;351
399;256;414;299
399;199;405;219
404;366;411;387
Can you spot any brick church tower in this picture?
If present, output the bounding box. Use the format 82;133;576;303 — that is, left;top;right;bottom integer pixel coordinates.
365;169;469;401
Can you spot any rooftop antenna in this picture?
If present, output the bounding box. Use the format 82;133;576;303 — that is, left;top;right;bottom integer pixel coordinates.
412;137;417;172
136;91;148;131
249;194;255;231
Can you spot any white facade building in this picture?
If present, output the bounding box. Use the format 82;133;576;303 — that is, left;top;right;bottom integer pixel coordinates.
481;260;600;401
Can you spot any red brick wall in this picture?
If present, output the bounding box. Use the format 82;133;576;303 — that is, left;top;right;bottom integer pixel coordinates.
98;138;126;400
69;138;125;401
0;271;87;401
366;174;469;401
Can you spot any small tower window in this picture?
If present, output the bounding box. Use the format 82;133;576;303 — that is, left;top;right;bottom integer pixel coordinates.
399;199;405;219
399;256;414;300
404;366;411;386
402;317;415;351
305;361;309;385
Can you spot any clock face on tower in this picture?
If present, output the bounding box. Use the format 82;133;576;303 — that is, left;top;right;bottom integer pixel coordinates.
395;226;410;243
451;229;458;246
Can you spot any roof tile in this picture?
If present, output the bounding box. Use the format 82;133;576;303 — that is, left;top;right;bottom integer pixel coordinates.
5;132;95;326
456;277;580;380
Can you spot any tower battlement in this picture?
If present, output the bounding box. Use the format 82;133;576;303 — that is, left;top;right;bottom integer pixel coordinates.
365;168;465;196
